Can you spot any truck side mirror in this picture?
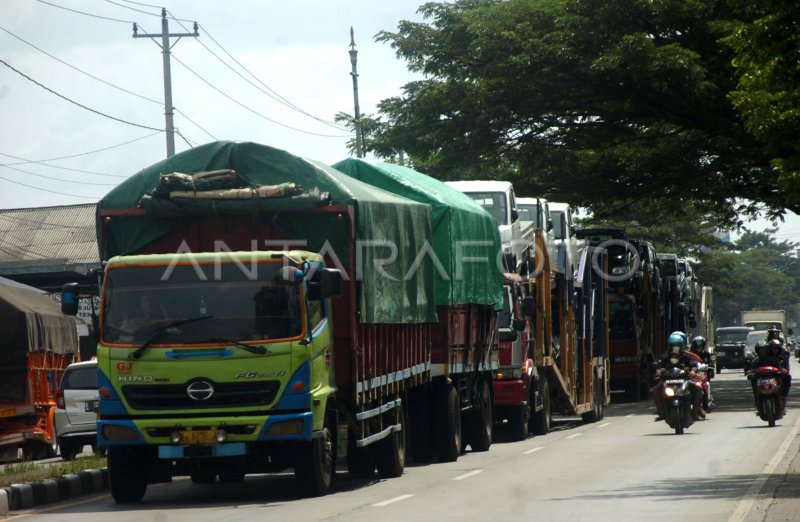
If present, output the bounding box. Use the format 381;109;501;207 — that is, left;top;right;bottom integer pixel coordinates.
61;282;79;316
309;268;343;299
511;208;519;222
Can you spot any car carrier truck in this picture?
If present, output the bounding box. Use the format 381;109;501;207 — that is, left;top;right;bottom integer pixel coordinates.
492;230;610;439
63;141;502;503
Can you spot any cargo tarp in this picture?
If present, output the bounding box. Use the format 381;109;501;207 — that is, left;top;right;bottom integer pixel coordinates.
97;141;437;324
333;159;503;310
0;284;79;401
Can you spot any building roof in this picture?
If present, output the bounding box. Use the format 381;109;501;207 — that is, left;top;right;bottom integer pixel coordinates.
0;203;99;275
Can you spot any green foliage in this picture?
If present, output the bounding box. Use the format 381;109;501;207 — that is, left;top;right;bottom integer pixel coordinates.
371;0;791;226
693;229;800;325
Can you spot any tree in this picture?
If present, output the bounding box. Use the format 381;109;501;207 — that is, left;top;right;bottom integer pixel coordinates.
725;0;800;211
693;229;800;326
372;0;786;226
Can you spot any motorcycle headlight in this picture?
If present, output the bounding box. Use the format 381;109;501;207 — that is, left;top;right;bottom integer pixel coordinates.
664;387;675;398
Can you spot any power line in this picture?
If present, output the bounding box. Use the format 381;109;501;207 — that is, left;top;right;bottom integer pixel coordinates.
0;24;216;141
185;19;349;132
0;132;160;173
170;53;351;138
0;58;166;132
0;164;118;186
36;0;132;24
0;175;101;200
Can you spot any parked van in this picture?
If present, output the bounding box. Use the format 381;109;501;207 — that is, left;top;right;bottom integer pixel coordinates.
445;180;532;272
517;197;558;272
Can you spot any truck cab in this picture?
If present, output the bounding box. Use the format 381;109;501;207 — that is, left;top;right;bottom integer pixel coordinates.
516;197;558;273
444;180;532;273
574;227;638;291
547;202;579;280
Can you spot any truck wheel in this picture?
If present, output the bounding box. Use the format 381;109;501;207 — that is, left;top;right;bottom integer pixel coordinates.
433;384;461;462
581;378;601;423
464;379;493;452
508;404;529;442
59;438;78;461
346;434;374;479
295;412;335;496
376;402;406;478
109;446;148;503
408;389;433;464
530;378;551;435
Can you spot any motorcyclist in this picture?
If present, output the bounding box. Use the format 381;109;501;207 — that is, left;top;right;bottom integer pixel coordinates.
690;335;714;409
653;333;707;421
747;339;791;412
766;327;791;368
690;336;714;376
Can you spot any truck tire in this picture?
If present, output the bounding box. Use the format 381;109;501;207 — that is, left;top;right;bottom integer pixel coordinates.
581;378;602;423
346;435;374;479
109;446;148;503
433;384;461;462
464;379;493;452
376;402;406;478
530;378;551;435
508;403;529;442
295;412;335;497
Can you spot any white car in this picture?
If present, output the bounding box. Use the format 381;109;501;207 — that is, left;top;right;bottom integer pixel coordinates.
444;180;533;273
516;197;559;273
54;360;99;460
547;202;580;279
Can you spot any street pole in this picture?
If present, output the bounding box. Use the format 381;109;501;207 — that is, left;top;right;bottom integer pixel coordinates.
348;27;364;158
133;8;199;158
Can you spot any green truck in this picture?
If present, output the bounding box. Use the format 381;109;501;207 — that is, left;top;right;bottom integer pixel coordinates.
63;142;502;503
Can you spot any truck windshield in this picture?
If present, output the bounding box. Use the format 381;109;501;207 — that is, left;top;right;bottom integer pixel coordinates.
464;192;508;226
102;261;304;345
716;330;750;344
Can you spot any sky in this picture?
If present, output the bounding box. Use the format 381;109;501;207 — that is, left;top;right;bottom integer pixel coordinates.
1;0;798;242
0;0;424;208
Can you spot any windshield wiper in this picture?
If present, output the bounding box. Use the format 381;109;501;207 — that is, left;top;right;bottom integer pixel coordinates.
131;315;214;359
201;337;269;355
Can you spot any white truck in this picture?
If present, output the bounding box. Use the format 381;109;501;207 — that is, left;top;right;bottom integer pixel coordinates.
444;180;533;273
740;310;787;333
547;202;580;280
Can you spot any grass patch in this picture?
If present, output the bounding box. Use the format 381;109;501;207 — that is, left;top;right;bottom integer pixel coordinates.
0;455;106;487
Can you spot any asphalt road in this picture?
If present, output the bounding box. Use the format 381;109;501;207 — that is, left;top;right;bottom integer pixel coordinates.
11;371;800;522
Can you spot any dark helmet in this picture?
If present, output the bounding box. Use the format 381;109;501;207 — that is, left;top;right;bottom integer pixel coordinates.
756;342;770;357
691;336;706;352
767;327;783;341
768;338;783;353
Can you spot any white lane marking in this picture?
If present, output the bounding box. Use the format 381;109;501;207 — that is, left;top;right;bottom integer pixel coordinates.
523;446;544;455
566;433;583;440
728;414;800;522
598;422;612;428
373;494;415;507
451;469;484;481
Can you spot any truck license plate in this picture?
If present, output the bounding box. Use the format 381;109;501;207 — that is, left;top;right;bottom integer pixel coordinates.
180;430;215;444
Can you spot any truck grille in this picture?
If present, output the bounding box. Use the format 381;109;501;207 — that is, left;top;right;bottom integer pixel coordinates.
122;381;281;410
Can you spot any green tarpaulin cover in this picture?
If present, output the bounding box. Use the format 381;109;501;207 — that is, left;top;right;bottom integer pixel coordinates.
97;141;436;324
333;159;503;310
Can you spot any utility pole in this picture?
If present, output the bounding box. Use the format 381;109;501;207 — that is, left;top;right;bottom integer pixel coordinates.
348;27;364;158
133;8;199;158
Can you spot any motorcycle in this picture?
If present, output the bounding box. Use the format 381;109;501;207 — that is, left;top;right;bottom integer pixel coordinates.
659;367;695;435
695;363;714;412
748;365;785;427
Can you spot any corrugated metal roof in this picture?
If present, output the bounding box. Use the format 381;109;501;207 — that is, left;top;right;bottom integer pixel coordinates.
0;203;98;271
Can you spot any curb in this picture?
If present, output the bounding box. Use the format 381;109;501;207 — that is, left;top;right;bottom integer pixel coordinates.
0;468;108;514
